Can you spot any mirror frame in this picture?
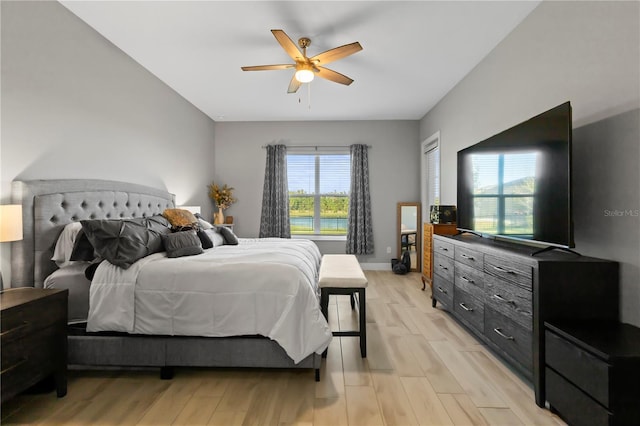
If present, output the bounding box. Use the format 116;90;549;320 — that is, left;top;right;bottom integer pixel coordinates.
397;202;421;272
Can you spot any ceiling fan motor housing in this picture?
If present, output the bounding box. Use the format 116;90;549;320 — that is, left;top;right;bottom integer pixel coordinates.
298;37;311;49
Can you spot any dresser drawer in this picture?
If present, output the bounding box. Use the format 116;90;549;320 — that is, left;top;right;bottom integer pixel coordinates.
546;367;611;426
545;330;610;407
453;288;484;333
1;297;66;344
1;326;59;396
0;288;68;403
484;254;532;290
485;306;532;370
433;254;454;283
433;238;454;259
455;262;484;298
432;274;453;309
484;274;532;330
455;246;484;270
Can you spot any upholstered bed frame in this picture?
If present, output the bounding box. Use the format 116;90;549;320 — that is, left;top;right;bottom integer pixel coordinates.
11;179;320;379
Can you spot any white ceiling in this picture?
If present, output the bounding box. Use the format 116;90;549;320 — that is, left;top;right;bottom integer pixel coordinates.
59;1;540;122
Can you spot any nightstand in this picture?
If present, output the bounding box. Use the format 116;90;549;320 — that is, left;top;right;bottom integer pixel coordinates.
218;223;234;232
545;320;640;426
1;287;68;403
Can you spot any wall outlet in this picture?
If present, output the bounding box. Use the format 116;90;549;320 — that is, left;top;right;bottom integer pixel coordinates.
386;246;391;254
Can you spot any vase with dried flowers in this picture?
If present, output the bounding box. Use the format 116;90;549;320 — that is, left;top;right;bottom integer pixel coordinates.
208;182;236;224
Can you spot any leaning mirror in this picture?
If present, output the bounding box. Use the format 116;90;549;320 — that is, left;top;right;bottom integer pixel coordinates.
397;202;421;272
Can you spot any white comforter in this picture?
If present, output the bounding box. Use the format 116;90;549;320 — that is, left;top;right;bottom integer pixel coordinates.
87;238;332;363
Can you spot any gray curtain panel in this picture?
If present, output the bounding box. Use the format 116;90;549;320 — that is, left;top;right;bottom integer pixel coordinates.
346;144;374;254
259;144;291;238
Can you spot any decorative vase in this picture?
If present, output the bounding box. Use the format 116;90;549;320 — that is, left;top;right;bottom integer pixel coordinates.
214;208;224;225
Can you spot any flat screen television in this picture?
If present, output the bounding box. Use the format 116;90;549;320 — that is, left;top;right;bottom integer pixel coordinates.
457;101;574;248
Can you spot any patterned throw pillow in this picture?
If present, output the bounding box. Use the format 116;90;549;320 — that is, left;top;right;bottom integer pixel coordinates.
163;208;198;230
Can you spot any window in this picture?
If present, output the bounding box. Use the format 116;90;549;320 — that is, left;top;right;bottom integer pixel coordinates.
422;132;440;221
287;152;350;235
470;152;536;235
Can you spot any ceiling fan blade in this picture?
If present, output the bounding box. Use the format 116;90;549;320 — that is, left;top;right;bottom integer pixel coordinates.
310;42;362;66
315;66;354;86
271;29;305;61
287;75;302;94
241;64;295;71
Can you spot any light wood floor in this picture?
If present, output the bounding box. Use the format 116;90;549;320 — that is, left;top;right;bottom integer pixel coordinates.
1;271;566;425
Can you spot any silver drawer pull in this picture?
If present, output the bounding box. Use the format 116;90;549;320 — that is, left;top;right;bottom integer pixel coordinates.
439;247;449;252
461;254;475;260
493;328;514;340
461;276;475;284
438;265;449;271
492;265;516;275
437;286;448;294
492;294;514;305
459;303;474;312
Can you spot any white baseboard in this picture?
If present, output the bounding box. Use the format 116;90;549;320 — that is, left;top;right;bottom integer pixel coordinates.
360;262;391;271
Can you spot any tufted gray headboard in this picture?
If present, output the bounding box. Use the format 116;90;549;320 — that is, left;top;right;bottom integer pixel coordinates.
11;179;175;288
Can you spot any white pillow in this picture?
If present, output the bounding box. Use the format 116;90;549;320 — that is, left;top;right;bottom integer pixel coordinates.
51;222;83;268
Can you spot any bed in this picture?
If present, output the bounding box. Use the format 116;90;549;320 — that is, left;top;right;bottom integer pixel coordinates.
11;179;329;380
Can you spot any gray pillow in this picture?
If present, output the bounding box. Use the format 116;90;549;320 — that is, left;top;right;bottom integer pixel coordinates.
216;225;238;245
162;230;203;258
196;229;213;249
80;215;171;269
69;229;96;261
204;228;225;247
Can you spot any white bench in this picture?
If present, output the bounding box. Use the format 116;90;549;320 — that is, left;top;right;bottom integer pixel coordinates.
318;254;368;357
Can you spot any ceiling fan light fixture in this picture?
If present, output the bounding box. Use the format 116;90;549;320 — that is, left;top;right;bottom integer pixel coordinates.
295;67;314;83
242;30;362;93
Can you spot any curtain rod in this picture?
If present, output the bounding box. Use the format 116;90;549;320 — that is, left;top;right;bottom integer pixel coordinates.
261;144;372;149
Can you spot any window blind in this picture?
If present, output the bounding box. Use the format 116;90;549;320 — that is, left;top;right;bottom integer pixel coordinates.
287;152;351;235
425;142;440;208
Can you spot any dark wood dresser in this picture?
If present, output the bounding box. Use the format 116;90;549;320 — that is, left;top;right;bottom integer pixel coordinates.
1;287;68;403
545;321;640;426
431;233;619;408
421;222;458;295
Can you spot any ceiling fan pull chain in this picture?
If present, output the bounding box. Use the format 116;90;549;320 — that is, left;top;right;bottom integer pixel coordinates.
308;83;311;110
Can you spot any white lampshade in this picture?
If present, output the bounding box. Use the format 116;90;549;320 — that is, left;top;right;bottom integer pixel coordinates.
295;68;314;83
178;205;201;215
0;205;23;242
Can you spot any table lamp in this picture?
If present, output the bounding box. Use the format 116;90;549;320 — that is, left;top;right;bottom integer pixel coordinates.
0;204;23;288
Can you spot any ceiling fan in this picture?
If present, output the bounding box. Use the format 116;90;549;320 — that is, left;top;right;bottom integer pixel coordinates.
241;29;363;94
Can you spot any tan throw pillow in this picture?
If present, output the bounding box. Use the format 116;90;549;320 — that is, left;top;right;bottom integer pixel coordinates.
163;208;198;230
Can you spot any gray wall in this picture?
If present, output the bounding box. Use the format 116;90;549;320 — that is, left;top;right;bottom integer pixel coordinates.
214;120;420;265
419;1;640;325
0;1;216;284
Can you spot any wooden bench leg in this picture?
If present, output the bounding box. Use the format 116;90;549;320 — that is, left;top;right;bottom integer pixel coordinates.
358;288;366;358
321;287;366;358
321;288;329;358
320;288;329;320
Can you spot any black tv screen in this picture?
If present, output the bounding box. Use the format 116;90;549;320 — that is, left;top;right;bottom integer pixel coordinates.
457;101;574;248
